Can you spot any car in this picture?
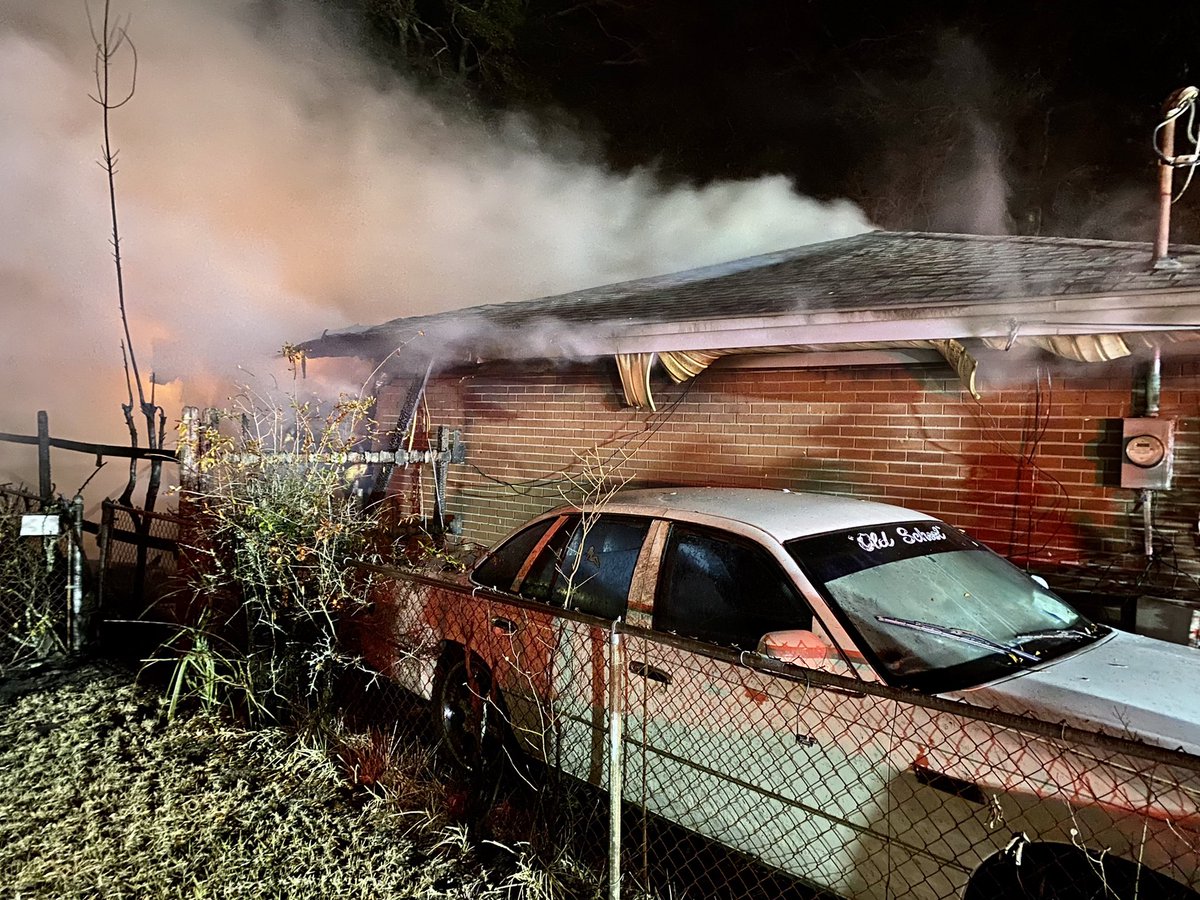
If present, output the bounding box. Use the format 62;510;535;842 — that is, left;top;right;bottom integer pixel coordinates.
356;487;1200;899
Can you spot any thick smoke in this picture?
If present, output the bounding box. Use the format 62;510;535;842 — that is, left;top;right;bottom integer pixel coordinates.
0;0;869;500
849;30;1012;236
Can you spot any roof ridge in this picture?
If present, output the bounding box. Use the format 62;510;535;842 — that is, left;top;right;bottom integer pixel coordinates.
886;230;1199;252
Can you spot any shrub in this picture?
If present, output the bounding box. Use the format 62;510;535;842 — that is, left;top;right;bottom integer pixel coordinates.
0;487;67;674
176;392;384;723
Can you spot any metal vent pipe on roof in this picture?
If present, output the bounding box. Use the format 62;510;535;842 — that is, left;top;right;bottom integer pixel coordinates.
1153;86;1200;266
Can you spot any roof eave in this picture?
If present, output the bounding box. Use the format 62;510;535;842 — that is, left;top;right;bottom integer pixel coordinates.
606;289;1200;356
299;287;1200;363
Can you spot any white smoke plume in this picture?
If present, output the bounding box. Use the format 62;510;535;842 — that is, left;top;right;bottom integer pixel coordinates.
0;0;869;502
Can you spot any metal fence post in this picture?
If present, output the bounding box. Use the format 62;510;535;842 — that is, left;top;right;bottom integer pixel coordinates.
178;406;199;489
67;494;85;652
97;501;112;614
608;622;625;900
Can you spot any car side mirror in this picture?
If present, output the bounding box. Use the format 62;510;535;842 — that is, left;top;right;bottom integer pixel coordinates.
1030;574;1049;589
757;629;839;664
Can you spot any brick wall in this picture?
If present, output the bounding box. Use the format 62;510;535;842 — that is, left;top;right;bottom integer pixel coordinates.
376;354;1200;621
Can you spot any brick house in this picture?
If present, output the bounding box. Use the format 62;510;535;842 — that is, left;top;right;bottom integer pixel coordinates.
302;231;1200;643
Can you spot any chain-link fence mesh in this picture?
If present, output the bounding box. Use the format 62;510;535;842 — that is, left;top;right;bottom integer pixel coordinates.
0;486;68;672
338;570;1200;900
98;501;184;654
623;632;1200;900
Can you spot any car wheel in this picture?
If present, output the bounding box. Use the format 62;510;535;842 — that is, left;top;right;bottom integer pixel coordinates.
964;842;1200;900
433;652;504;775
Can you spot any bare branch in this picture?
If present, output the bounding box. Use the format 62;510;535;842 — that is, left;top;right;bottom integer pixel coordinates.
90;0;165;512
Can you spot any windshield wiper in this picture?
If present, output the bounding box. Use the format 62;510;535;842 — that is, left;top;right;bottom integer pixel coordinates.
876;615;1042;664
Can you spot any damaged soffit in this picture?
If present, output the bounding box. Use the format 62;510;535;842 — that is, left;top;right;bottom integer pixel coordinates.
298;230;1200;407
614;331;1200;410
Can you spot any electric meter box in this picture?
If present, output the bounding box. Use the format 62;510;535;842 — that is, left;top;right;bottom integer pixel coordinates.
1120;417;1175;490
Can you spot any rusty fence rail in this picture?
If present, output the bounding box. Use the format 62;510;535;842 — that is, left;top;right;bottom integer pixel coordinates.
342;570;1200;900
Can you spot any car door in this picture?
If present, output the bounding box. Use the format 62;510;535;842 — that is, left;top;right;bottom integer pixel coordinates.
470;513;575;758
475;512;653;777
541;513;654;783
624;522;905;898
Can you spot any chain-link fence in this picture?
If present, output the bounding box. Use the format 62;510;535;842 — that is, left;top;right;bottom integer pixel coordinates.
0;485;68;672
98;501;184;654
341;570;1200;900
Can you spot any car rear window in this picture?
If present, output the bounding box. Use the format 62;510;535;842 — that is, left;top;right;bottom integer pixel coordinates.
472;517;558;593
551;516;651;618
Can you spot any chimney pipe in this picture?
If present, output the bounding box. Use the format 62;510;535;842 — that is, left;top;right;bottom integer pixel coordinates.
1155;114;1177;264
1153;86;1199;267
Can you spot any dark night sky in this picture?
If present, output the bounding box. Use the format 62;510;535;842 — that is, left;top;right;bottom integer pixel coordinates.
430;1;1200;242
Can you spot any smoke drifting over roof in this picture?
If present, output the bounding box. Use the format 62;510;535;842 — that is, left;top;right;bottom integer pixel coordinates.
0;0;868;496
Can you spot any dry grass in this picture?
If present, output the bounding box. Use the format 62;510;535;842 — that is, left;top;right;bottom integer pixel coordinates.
0;663;503;899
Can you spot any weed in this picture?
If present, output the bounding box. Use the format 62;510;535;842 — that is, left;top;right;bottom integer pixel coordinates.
147;612;265;722
174;387;386;723
0;487;67;674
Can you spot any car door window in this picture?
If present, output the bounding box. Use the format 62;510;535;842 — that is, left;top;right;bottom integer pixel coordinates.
656;525;812;650
518;516;579;602
550;516;651;618
518;515;650;618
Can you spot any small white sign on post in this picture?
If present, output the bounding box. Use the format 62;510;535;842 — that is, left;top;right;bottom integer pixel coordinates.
19;514;60;537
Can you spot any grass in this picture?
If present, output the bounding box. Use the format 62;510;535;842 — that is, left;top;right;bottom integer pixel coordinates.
0;662;511;899
0;659;808;900
0;661;741;900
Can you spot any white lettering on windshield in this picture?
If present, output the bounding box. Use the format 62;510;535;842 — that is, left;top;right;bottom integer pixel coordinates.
896;525;946;545
854;525;947;552
854;531;895;552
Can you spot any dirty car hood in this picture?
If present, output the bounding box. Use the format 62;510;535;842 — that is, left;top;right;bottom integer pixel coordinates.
953;630;1200;756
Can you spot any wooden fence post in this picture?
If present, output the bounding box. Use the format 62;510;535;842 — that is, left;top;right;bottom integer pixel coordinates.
37;410;51;504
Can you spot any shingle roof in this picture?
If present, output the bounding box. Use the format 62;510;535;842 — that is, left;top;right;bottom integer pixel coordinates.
301;231;1200;360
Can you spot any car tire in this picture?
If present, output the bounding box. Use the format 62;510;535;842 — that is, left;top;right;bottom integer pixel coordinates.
964;842;1200;900
432;651;506;775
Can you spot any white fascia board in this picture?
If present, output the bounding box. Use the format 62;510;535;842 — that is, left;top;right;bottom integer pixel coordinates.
607;292;1200;355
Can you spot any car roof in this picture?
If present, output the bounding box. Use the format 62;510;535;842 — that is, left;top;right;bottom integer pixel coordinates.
554;487;937;542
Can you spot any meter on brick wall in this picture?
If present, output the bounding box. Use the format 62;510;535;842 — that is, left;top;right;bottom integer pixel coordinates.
1121;418;1175;489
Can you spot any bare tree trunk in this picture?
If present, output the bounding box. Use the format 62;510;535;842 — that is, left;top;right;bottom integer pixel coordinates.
91;0;165;607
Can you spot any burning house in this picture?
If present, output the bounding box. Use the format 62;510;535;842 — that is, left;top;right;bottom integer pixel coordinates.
301;229;1200;644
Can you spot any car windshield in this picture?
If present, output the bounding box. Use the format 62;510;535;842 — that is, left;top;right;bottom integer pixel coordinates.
787;521;1108;692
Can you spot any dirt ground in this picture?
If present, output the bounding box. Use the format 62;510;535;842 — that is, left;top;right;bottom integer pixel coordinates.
0;661;508;899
